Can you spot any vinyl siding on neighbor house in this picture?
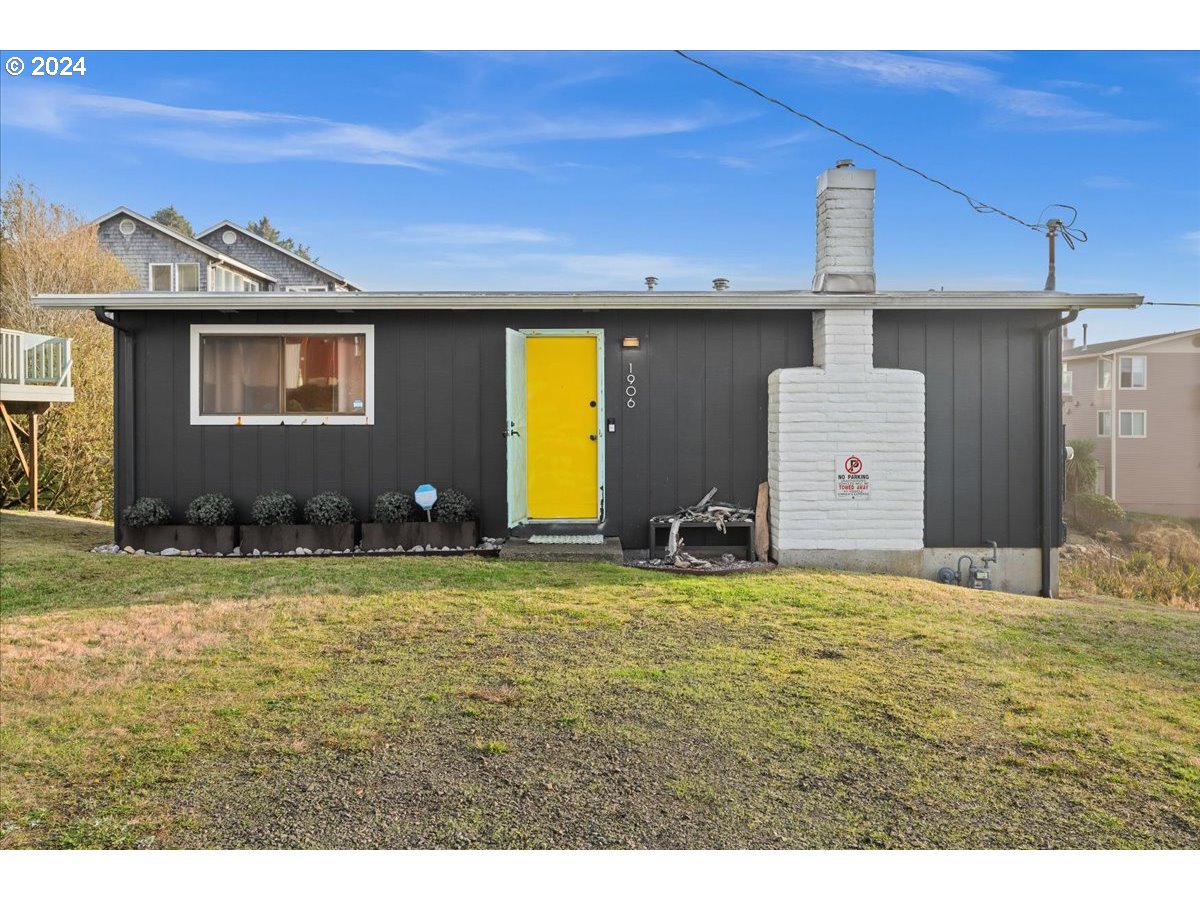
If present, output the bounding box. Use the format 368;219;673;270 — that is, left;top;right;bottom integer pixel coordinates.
113;307;1058;550
1064;336;1200;517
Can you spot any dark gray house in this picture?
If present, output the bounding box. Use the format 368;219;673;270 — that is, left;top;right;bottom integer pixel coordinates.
42;164;1142;595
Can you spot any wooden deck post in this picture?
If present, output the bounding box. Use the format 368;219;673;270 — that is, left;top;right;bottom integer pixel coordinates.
30;412;39;512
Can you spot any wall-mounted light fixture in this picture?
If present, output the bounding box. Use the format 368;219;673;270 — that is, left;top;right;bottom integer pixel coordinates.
622;336;641;349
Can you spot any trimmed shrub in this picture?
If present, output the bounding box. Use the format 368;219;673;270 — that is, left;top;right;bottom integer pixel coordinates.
123;497;171;527
305;491;355;526
185;493;236;526
433;488;474;524
372;491;414;524
1069;493;1125;536
251;491;298;527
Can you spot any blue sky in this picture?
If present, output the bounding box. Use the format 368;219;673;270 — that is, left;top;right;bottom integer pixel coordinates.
1;49;1196;342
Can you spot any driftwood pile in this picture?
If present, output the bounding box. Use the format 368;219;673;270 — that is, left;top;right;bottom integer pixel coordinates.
649;487;755;566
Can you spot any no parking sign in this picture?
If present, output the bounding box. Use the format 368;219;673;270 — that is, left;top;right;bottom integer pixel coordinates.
835;453;871;499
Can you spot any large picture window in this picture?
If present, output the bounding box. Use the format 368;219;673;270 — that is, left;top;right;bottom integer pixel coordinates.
190;324;373;425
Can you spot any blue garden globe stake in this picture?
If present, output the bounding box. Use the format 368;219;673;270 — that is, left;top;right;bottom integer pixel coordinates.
414;484;437;522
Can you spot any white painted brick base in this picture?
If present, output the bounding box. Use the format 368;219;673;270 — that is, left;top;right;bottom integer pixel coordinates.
768;309;925;554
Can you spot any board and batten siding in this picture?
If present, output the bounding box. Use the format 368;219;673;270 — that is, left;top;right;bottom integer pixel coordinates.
115;307;1059;549
873;309;1062;549
117;309;812;548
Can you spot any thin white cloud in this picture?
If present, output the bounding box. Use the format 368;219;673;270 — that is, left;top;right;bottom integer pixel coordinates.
672;150;755;170
1183;231;1200;251
1084;175;1133;190
375;224;558;245
1;85;733;170
742;51;1151;133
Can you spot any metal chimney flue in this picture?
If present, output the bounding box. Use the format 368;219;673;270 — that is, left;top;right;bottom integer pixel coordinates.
644;276;658;291
712;277;729;291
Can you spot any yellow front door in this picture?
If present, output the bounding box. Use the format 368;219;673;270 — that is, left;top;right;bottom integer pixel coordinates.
525;334;600;519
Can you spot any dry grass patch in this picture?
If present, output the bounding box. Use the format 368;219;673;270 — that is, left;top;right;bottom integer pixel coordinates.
2;601;273;696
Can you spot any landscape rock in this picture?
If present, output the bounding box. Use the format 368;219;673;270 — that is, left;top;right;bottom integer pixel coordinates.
161;547;181;557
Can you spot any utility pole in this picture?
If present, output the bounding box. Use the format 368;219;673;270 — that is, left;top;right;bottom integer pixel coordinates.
1044;219;1061;292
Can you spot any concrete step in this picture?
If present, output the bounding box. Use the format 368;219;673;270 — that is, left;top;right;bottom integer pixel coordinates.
500;537;624;563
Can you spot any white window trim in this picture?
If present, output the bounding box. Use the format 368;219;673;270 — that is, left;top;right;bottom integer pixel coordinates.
1097;357;1112;390
148;262;174;292
189;323;374;426
1097;410;1111;437
176;262;200;292
1118;354;1147;390
285;285;332;292
1117;409;1147;439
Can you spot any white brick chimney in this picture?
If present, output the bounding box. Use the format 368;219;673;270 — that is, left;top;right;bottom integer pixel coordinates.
812;160;876;293
767;162;924;572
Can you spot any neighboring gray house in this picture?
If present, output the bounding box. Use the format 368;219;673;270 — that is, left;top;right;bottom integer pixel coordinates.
195;221;359;292
95;209;359;293
95;208;276;293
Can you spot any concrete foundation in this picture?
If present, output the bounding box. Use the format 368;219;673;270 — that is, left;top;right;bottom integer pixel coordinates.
773;546;1056;596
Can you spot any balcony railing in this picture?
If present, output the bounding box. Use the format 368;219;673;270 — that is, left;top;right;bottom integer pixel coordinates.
0;329;73;388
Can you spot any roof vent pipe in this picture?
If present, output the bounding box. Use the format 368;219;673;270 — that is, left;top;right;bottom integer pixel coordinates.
1082;323;1088;349
644;276;658;291
712;277;729;291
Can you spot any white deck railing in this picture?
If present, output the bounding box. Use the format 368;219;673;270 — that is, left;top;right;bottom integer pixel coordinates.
0;329;73;388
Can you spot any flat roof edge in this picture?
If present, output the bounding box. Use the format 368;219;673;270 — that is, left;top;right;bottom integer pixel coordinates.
33;290;1144;311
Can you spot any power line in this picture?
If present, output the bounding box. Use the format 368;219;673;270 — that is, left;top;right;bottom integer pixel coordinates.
673;50;1087;246
1144;301;1200;307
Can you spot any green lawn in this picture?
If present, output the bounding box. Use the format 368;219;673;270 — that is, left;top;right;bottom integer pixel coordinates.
1;511;1197;848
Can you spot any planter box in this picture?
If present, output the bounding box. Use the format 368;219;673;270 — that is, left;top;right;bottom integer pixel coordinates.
361;520;478;552
239;522;356;554
120;524;238;554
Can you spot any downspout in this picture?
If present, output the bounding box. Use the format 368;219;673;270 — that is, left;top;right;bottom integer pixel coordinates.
94;308;135;543
1109;350;1118;503
1040;309;1078;598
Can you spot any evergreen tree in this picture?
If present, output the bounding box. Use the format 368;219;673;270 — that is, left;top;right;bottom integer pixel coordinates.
245;215;315;261
152;204;194;237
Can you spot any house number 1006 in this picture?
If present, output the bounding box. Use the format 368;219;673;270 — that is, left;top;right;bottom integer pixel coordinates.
626;363;637;408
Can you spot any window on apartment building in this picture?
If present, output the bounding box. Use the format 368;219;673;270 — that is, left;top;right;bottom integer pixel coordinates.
177;264;200;292
1097;410;1111;437
1118;410;1146;438
1119;355;1146;389
1097;358;1112;390
149;264;173;292
1062;365;1073;395
191;324;373;425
